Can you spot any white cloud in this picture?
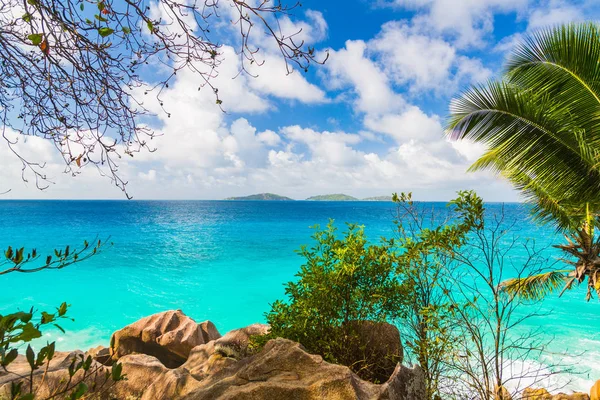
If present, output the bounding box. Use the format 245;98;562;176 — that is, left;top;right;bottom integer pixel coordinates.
528;0;584;30
322;40;405;116
257;130;281;146
370;22;492;94
246;54;327;103
364;106;443;142
139;169;157;181
383;0;529;48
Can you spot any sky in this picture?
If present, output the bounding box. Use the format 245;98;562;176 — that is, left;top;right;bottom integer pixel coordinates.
2;0;598;200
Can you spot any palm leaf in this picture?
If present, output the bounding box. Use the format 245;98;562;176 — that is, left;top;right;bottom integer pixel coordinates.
447;23;600;231
501;270;570;301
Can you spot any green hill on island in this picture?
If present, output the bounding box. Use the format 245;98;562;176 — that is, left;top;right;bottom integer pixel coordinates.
306;194;358;201
224;193;294;201
362;196;393;201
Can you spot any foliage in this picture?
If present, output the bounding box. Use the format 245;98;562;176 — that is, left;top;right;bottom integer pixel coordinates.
0;304;126;399
0;0;327;196
446;22;600;301
443;202;570;399
389;191;482;400
264;221;406;382
1;239;105;276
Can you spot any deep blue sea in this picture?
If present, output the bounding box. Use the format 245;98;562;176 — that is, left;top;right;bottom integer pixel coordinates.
0;200;598;391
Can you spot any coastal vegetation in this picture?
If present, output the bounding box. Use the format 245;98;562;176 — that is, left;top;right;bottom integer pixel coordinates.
262;191;567;399
261;221;405;383
448;23;600;301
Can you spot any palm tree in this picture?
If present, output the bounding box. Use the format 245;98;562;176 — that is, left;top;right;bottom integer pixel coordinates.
446;22;600;301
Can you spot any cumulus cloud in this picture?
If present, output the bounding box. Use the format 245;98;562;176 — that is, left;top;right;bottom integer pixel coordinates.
383;0;529;48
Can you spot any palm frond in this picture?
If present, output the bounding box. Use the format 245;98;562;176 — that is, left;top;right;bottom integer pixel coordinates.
501;270;570;301
446;23;600;229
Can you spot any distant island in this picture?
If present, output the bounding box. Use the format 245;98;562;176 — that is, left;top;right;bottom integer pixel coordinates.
224;193;294;201
362;196;393;201
306;194;358;201
223;193;394;201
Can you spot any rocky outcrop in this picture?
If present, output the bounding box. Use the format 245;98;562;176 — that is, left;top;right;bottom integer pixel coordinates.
591;380;600;400
0;311;427;400
550;394;590;400
110;309;221;368
344;320;404;383
521;388;590;400
179;338;424;400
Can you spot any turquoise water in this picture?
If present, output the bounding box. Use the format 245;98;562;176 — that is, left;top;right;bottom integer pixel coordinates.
0;200;598;390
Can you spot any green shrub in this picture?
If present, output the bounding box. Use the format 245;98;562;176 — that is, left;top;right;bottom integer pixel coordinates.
264;221;407;382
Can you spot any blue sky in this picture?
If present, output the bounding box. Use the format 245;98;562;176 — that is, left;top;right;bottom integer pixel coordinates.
2;0;598;200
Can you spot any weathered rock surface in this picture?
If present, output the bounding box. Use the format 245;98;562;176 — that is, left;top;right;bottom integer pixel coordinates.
591;380;600;400
179;338;424;400
87;345;112;366
213;323;270;359
521;388;590;400
110;309;221;368
344;320;404;383
522;388;552;399
550;394;590;400
0;311;427;400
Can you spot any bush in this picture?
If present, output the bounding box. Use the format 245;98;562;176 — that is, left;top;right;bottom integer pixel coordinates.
264;221;407;382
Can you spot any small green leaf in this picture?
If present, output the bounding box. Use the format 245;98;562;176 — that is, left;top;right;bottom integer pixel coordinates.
17;323;42;342
25;345;35;370
111;362;124;381
122;26;131;34
58;302;68;316
41;311;54;324
22;13;32;23
147;20;153;32
47;342;55;360
2;349;18;366
98;27;114;37
80;2;84;11
69;382;88;400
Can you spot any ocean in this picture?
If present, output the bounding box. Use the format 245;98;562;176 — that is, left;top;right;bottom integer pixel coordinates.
0;200;598;392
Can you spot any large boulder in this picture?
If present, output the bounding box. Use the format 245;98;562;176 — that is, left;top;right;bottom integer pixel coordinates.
110;310;221;368
343;320;404;383
550;394;590;400
591;380;600;400
180;338;424;400
520;388;589;400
